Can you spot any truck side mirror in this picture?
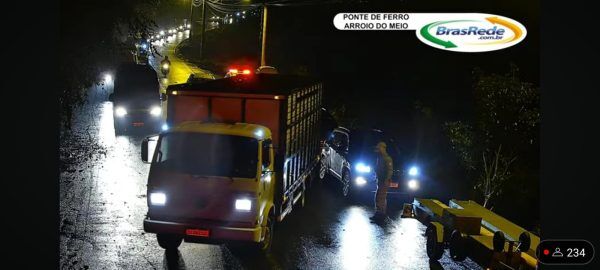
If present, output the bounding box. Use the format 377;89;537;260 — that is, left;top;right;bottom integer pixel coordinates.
108;93;114;102
262;139;272;169
141;135;159;163
141;139;149;163
160;93;167;101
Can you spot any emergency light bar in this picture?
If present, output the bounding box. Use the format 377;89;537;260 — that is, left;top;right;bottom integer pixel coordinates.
227;67;252;77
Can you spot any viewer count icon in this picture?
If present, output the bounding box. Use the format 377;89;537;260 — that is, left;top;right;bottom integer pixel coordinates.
552;247;564;258
538;240;594;265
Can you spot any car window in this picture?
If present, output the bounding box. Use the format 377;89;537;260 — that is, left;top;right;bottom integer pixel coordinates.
332;131;348;150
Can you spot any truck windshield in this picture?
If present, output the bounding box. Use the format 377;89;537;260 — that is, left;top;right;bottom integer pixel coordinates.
153;132;259;178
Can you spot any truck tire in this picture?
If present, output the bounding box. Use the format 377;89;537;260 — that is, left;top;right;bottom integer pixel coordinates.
426;224;444;261
259;215;274;252
449;229;467;261
157;234;182;250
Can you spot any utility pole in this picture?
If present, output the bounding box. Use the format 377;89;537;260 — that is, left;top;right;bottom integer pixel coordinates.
199;0;207;58
260;3;268;66
189;0;195;37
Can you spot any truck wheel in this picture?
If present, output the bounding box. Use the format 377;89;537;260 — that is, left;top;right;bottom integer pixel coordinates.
259;215;274;252
157;234;182;250
449;229;467;261
426;224;444;261
319;158;328;180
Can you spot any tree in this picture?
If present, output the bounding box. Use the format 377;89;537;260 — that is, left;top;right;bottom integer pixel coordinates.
445;64;539;209
59;0;162;130
330;104;359;129
477;145;517;208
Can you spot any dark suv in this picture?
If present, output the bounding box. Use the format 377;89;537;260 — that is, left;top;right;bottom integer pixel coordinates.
109;63;165;135
319;127;423;198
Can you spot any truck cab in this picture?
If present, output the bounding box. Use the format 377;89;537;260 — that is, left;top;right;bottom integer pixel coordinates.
141;122;276;250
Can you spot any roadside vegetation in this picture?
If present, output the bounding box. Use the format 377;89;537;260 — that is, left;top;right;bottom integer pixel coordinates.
59;0;169;131
445;65;540;232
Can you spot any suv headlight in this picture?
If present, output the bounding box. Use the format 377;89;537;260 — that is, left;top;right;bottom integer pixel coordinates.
150;192;166;206
355;163;371;173
149;106;162;116
408;179;419;190
408;166;419;176
235;198;252;211
355;176;367;186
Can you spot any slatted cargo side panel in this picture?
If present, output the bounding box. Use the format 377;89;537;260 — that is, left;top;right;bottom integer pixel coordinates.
281;83;323;195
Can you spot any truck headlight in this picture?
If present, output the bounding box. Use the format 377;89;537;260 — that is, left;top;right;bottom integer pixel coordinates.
408;179;419;190
235;199;252;211
355;176;367;186
149;106;162;116
115;107;127;117
355;163;371;173
150;192;166;206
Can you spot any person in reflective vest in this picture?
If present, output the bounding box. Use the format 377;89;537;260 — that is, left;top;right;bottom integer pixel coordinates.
370;141;393;222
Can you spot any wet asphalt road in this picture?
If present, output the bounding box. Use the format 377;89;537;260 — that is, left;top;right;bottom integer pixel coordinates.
59;33;482;270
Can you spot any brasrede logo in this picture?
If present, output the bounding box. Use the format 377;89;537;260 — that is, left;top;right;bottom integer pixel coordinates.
416;15;526;52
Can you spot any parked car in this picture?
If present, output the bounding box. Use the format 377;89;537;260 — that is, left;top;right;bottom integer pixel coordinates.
319;127;423;198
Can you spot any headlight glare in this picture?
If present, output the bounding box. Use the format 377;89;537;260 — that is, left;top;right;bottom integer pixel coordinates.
408;166;419;176
355;163;371;173
150;106;162;116
408;179;419;190
150;192;166;206
355;176;367;186
115;107;127;117
235;199;252;211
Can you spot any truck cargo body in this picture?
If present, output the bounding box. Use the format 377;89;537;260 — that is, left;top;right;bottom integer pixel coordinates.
163;74;323;221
